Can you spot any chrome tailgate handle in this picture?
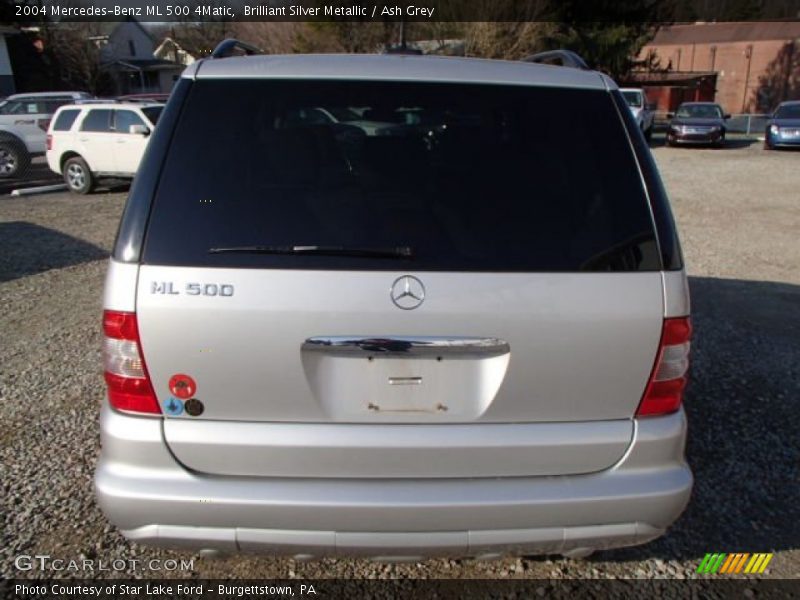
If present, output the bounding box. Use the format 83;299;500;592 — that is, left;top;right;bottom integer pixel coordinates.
302;336;510;358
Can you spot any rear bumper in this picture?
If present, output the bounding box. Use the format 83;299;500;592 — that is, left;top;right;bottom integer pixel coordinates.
95;406;692;558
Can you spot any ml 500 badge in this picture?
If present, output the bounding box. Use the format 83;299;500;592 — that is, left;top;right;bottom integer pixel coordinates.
151;282;234;296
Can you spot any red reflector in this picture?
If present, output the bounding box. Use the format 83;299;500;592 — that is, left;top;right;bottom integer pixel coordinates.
637;317;692;418
103;310;139;340
103;310;160;415
662;318;693;345
104;372;160;414
637;378;687;416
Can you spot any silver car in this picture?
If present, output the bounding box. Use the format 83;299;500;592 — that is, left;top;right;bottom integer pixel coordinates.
97;49;692;560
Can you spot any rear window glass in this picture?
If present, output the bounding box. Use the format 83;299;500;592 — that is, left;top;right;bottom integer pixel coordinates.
80;109;112;132
143;80;660;272
0;100;42;115
45;98;75;113
53;109;80;131
114;109;145;132
141;106;163;125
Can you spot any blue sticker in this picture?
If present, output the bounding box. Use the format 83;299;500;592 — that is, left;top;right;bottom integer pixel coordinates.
163;397;184;416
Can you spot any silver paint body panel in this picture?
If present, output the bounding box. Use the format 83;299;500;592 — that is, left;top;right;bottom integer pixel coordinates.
136;266;664;425
133;265;666;476
162;418;634;478
96;405;691;557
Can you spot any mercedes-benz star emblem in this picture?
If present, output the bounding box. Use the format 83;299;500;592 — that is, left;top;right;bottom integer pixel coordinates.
390;275;426;310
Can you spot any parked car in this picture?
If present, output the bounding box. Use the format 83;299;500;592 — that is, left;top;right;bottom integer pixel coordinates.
0;91;92;178
619;87;655;140
666;102;730;147
46;102;164;194
764;100;800;150
96;49;692;560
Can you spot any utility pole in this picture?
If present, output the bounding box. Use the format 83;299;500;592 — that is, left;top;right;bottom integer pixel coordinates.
741;44;753;113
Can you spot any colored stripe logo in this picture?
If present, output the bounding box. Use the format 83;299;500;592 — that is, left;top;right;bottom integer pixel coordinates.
697;553;773;574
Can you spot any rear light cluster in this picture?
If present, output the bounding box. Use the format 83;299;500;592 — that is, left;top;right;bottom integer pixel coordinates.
103;310;161;414
46;134;52;151
637;317;692;417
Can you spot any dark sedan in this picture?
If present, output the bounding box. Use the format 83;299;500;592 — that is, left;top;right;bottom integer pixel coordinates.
764;101;800;150
666;102;730;148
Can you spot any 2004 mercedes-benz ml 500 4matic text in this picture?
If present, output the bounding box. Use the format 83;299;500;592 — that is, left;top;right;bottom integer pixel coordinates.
97;49;693;560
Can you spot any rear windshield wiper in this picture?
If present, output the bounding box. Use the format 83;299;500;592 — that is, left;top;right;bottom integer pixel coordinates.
208;244;413;260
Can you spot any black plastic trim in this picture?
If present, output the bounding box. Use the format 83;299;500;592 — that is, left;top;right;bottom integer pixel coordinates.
211;39;261;58
522;50;590;70
111;78;191;263
611;90;684;271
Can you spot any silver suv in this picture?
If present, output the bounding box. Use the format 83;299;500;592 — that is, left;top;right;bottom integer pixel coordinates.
97;48;692;560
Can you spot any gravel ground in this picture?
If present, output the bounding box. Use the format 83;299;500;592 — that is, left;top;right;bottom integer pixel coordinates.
1;139;798;580
0;158;62;196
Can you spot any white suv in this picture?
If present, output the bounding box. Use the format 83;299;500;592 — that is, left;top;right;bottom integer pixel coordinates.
0;91;91;178
46;102;163;194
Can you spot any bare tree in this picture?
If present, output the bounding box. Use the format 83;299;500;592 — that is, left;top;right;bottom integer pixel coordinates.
230;23;303;54
294;21;394;53
754;41;799;112
167;0;235;58
42;23;115;94
464;22;556;59
456;0;554;59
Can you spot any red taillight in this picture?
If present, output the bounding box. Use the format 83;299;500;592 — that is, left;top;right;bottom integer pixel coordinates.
637;317;692;417
102;310;160;414
46;134;52;151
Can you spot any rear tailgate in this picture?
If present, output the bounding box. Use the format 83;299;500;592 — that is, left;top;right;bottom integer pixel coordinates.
136;269;662;478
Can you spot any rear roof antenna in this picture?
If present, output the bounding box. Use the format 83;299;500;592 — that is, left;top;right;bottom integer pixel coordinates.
210;39;261;59
522;50;590;70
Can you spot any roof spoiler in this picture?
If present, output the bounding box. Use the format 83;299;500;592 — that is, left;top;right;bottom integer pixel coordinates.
522;50;590;70
210;39;262;59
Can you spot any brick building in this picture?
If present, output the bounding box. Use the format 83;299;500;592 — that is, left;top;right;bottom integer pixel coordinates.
634;22;800;114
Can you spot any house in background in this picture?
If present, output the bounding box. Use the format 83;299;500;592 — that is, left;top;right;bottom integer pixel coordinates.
153;37;196;67
94;18;184;95
632;22;800;114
